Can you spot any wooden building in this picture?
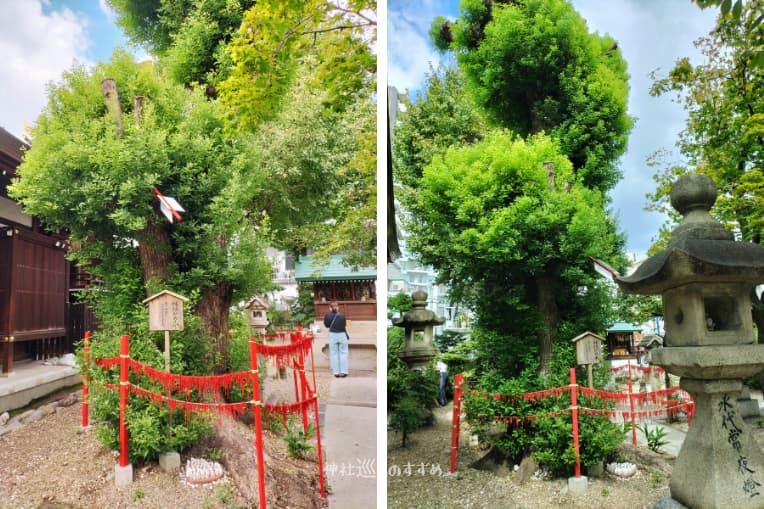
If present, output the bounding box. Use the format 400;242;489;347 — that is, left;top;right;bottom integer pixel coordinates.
295;255;376;321
605;321;643;360
0;127;92;375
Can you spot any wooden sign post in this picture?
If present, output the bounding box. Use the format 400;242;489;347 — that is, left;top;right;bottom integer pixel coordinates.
143;290;188;372
571;331;605;389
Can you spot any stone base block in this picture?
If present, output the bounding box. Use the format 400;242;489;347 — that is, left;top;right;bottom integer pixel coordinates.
159;451;181;472
114;463;133;487
738;399;760;419
653;497;689;509
587;462;604;478
567;475;588;493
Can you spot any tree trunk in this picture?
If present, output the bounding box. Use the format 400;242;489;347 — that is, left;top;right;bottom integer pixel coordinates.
197;283;234;374
101;78;124;135
534;273;558;374
137;220;172;288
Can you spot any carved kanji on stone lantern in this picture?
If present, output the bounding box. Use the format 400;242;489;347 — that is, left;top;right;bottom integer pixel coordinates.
618;174;764;508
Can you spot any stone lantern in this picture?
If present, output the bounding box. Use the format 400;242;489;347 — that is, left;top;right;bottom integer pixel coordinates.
618;174;764;508
392;290;445;370
245;296;270;335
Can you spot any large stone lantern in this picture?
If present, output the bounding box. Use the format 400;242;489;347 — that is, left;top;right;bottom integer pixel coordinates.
618;174;764;508
392;290;445;370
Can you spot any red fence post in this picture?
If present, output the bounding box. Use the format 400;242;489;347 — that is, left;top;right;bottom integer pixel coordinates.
450;373;464;474
82;331;91;428
570;368;581;479
628;362;637;446
249;338;267;509
119;334;129;468
312;394;326;497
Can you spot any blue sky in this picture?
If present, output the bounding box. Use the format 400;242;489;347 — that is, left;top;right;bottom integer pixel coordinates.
0;0;143;141
388;0;717;259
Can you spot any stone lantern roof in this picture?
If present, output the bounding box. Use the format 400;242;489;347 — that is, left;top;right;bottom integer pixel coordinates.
618;174;764;294
391;290;445;328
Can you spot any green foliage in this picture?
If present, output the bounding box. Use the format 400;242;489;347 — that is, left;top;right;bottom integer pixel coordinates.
283;419;316;459
388;395;432;448
434;329;467;353
392;65;487;191
215;482;234;504
406;131;626;374
463;345;623;476
387;293;413;319
220;0;376;129
289;283;317;327
132;488;144;501
432;0;632;192
638;424;670;453
87;330;212;463
649;0;764;245
205;447;224;463
387;328;439;446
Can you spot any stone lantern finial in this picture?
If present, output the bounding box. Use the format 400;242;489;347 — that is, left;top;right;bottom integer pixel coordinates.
668;173;733;245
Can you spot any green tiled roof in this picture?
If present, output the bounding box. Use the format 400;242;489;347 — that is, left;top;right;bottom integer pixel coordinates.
295;255;376;282
607;321;642;332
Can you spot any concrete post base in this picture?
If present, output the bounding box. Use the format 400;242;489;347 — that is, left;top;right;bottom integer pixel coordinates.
567;475;588;493
159;451;181;472
653;496;689;508
670;378;764;508
114;463;133;487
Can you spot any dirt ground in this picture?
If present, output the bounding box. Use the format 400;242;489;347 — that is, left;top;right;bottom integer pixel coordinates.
388;404;683;509
0;371;331;509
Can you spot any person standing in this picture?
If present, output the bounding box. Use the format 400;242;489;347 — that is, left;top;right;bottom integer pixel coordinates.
324;301;349;378
436;360;448;406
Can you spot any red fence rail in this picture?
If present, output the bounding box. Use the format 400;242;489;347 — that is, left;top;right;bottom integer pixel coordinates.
449;366;694;473
84;328;324;508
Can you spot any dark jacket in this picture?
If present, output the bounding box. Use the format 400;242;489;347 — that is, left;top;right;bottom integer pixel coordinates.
323;310;347;333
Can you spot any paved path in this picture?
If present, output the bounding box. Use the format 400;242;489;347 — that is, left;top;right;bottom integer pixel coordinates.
320;321;377;509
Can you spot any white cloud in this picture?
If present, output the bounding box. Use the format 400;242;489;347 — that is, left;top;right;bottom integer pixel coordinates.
98;0;117;20
387;1;448;95
0;1;92;139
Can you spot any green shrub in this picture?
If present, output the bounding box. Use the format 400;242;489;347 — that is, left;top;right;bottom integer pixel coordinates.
463;343;623;476
639;424;669;453
86;308;213;463
387;326;439;446
283;418;315;459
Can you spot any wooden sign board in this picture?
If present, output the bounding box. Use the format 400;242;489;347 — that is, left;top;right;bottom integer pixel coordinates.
143;290;188;331
571;331;605;365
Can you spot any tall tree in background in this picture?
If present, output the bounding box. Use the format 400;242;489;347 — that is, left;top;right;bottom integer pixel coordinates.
108;0;377;265
430;0;632;192
393;0;632;374
407;132;625;375
392;65;487;191
649;0;764;338
107;0;256;91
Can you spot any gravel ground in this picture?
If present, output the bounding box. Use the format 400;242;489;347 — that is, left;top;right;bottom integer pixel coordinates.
387;403;679;509
0;366;332;509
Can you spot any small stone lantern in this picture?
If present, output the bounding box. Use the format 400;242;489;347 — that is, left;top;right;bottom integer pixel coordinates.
392;290;445;370
245;296;270;335
618;174;764;508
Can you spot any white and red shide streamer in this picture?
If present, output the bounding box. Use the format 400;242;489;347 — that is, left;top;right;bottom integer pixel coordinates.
153;187;185;223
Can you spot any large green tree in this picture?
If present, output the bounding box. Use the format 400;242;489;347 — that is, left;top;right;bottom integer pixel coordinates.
9;52;336;372
407;132;625;374
430;0;632;192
